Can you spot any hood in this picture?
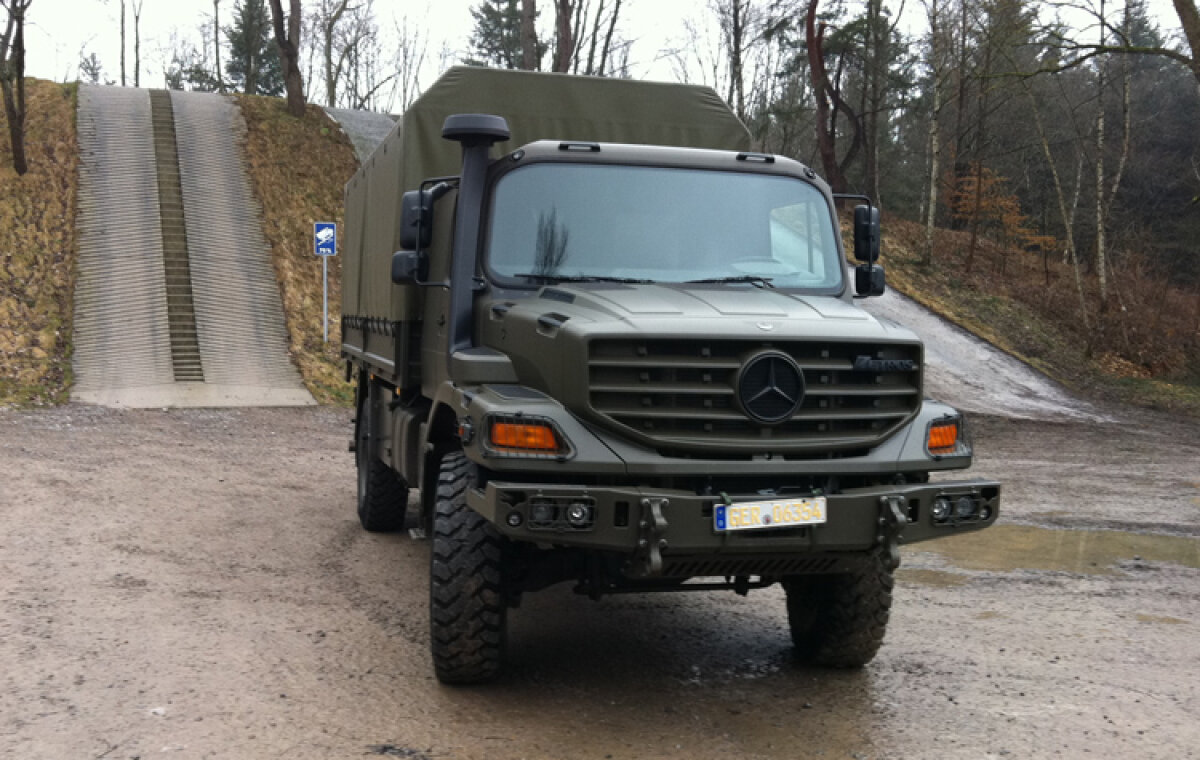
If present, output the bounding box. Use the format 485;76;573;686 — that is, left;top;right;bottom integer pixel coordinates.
485;283;918;343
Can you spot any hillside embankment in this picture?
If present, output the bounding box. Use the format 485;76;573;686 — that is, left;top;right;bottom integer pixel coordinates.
0;80;78;406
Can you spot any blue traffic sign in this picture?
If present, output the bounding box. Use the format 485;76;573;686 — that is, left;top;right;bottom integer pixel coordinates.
314;222;337;256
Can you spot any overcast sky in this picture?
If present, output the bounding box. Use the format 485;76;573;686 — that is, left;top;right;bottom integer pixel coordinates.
21;0;1188;110
23;0;710;88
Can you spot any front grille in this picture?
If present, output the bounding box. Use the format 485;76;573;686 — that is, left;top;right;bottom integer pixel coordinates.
587;338;921;456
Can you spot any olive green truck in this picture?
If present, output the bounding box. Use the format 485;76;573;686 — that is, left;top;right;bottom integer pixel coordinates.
341;67;1000;684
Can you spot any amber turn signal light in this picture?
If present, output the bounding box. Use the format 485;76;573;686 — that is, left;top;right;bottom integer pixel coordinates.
927;419;959;455
490;422;560;452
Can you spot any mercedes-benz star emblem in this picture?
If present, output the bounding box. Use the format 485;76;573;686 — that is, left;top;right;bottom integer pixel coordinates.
736;351;805;425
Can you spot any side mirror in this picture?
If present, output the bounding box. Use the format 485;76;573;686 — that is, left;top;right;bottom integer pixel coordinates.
399;189;433;251
392;250;426;284
855;263;886;297
853;205;880;263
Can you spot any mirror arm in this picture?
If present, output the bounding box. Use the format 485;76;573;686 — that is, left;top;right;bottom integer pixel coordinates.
412;176;459;258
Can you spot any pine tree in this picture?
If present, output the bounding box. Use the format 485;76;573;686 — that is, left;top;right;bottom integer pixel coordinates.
225;0;282;95
466;0;544;69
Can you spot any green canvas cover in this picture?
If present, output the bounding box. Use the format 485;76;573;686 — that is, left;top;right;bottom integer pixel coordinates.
343;66;751;335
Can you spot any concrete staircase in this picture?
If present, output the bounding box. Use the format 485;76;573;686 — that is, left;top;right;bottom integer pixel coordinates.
73;85;313;408
149;89;205;383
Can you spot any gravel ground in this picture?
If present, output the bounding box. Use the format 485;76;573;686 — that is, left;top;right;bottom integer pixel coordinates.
1;401;1197;759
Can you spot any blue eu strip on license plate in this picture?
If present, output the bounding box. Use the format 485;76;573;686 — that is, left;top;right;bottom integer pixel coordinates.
714;497;828;533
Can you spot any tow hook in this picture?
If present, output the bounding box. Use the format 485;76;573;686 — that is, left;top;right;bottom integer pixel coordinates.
878;495;908;570
632;497;670;577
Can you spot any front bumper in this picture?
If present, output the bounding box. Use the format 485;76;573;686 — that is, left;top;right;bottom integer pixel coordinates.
468;478;1000;578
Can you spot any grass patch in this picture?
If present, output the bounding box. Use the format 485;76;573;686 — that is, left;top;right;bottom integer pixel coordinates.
236;95;360;406
0;80;78;408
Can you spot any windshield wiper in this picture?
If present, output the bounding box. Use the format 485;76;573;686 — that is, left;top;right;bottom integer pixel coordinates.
513;273;656;284
684;275;775;288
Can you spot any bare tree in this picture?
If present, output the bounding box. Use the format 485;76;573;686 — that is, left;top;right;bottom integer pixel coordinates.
805;0;859;192
268;0;305;117
391;13;428;111
576;0;624;74
716;0;751;120
922;0;947;263
552;0;574;72
521;0;538;69
315;0;351;107
667;14;723;88
578;0;625;75
213;0;224;92
1020;72;1090;330
119;0;125;85
0;0;29;175
1038;0;1200;98
1177;0;1200;92
132;0;142;87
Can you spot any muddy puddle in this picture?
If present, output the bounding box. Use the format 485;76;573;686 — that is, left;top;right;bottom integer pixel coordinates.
905;523;1200;576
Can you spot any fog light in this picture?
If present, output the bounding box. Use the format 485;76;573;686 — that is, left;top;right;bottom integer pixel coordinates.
979;506;992;521
955;496;976;519
531;501;554;523
505;511;523;528
566;502;591;527
932;497;952;521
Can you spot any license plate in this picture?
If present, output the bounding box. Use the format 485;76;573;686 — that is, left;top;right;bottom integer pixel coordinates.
714;497;827;532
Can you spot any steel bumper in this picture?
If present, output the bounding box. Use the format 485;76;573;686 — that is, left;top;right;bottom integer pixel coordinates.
468;478;1000;578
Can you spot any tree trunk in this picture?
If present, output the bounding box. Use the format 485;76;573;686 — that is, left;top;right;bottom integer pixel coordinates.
965;32;992;273
521;0;538;70
585;0;604;74
923;0;943;264
133;0;142;87
950;0;969;227
553;0;574;73
1;0;29;175
323;0;350;106
865;0;884;203
120;0;126;86
729;0;746;121
1023;77;1090;329
269;0;306;117
214;0;224;92
1095;0;1108;305
598;0;621;75
1173;0;1200;93
805;0;848;193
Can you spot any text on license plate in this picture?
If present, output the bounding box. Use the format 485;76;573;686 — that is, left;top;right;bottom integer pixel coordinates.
714;497;827;532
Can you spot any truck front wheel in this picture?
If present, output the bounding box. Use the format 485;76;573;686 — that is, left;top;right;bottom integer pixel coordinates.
429;451;507;684
783;549;894;668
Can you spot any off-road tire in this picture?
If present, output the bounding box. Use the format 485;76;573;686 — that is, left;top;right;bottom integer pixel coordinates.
430;451;507;684
355;395;408;532
783;549;893;668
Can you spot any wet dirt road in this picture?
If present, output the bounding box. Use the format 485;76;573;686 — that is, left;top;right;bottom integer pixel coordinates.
1;405;1197;759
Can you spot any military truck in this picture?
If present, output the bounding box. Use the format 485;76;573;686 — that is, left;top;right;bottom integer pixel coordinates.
341;67;1000;684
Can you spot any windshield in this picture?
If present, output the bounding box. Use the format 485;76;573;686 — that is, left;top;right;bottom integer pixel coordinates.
485;163;844;290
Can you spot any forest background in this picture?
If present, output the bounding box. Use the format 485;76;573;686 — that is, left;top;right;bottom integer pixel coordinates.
2;0;1199;411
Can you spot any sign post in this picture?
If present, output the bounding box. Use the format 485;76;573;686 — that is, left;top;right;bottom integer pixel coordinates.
314;222;337;343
